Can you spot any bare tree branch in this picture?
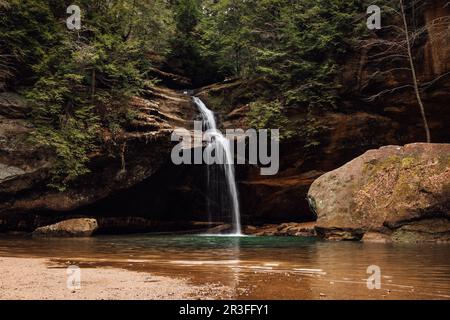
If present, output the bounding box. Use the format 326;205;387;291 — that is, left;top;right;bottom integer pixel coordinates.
400;0;431;142
421;71;450;90
365;84;414;101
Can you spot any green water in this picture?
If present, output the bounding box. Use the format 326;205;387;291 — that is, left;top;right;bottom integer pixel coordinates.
0;234;449;299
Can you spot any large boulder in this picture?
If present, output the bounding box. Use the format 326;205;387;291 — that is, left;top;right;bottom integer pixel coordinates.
308;143;450;242
33;218;98;237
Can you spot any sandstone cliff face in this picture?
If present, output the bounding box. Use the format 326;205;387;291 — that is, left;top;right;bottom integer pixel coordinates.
197;82;407;224
0;87;196;232
308;143;450;242
196;1;450;224
423;0;450;77
0;2;449;233
348;1;450;143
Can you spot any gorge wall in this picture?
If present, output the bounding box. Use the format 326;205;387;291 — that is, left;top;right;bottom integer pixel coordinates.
0;87;199;232
197;0;450;225
0;1;449;233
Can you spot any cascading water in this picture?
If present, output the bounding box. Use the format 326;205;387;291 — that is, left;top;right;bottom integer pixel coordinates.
193;97;242;235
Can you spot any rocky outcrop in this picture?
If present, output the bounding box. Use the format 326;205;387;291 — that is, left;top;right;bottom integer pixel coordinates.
308;143;450;242
244;222;316;237
203;222;316;236
33;218;98;237
1;3;449;234
0;86;196;232
195;2;450;225
196;76;432;224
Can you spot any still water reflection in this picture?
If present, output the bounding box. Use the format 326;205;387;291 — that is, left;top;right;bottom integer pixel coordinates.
0;235;449;299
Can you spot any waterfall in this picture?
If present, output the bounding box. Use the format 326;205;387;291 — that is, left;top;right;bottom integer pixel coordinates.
193;97;242;235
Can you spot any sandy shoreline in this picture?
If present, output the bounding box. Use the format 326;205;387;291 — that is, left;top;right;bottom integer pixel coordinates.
0;256;227;300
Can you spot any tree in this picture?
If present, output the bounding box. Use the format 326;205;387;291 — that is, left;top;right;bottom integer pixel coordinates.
167;0;211;85
200;0;361;105
362;0;450;142
200;0;255;77
0;0;60;87
400;0;430;142
1;0;175;189
0;0;11;89
198;0;361;142
251;0;361;107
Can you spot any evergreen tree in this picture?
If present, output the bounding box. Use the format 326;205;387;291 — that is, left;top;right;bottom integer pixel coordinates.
1;0;174;189
167;0;210;85
198;0;362;137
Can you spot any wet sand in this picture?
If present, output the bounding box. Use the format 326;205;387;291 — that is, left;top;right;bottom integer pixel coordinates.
0;257;229;300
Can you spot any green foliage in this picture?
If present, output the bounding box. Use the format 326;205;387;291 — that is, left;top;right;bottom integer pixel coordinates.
199;0;255;77
199;0;362;110
166;0;227;86
24;42;100;190
167;0;218;85
32;117;100;191
301;114;329;151
2;0;174;190
2;0;370;188
196;0;364;146
0;0;60;84
247;100;293;140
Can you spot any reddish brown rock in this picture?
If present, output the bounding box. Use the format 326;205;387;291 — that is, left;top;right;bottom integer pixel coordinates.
309;143;450;242
0;86;196;232
422;0;450;77
245;222;316;237
362;232;393;243
1;2;450;233
33;218;98;237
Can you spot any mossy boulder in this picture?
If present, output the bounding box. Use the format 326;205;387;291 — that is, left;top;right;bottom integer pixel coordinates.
33;218;98;237
308;143;450;242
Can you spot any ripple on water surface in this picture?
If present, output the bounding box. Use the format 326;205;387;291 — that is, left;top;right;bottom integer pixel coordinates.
0;234;449;299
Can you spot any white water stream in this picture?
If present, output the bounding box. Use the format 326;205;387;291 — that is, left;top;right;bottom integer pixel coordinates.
193;97;242;235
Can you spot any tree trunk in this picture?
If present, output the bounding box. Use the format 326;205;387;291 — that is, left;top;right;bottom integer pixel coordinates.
400;0;431;142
